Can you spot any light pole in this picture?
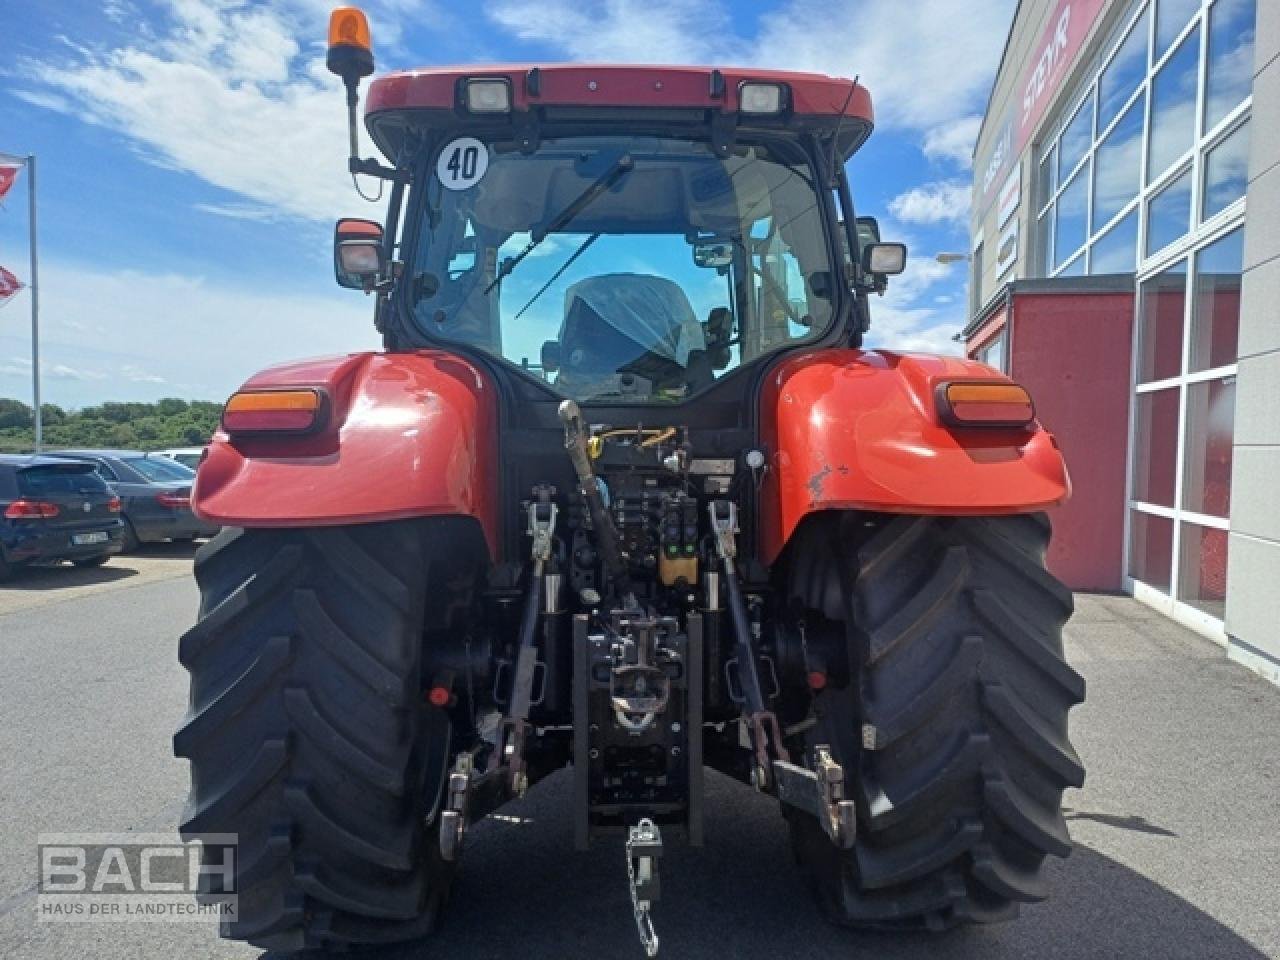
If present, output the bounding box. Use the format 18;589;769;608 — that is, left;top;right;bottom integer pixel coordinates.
935;252;972;264
27;154;40;452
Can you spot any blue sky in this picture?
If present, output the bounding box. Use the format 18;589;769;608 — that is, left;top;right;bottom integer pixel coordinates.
0;0;1014;408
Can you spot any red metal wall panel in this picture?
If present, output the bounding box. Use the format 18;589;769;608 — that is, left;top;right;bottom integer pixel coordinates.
1006;290;1135;591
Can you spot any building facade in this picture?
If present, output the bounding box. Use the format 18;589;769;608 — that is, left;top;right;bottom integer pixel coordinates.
968;0;1276;682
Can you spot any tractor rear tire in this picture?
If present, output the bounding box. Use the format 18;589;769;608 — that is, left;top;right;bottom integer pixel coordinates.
785;513;1085;930
175;519;473;952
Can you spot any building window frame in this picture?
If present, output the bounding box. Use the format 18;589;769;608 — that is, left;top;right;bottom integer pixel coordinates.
1124;210;1245;636
1026;0;1255;634
1032;0;1253;284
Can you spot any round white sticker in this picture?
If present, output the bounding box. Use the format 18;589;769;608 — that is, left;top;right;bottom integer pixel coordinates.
435;137;489;191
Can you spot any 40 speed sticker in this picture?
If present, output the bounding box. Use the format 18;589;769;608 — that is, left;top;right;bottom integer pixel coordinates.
436;137;489;190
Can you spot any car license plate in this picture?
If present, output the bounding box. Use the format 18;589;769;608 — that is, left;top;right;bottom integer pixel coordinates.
72;531;109;546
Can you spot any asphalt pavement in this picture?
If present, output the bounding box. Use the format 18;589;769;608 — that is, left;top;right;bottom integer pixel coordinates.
0;552;1277;959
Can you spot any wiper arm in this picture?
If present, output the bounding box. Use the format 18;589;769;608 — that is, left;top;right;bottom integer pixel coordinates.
512;232;600;321
485;154;634;295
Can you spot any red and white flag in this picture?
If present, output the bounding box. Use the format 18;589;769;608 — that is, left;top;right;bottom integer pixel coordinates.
0;162;22;201
0;265;23;304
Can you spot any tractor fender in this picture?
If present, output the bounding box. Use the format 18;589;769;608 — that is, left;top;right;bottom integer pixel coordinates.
758;349;1070;564
194;351;499;557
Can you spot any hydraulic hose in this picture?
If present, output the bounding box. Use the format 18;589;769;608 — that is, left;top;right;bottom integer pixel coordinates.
558;400;635;606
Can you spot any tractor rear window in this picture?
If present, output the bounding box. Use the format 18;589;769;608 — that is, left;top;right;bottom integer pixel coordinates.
18;465;109;496
407;135;836;402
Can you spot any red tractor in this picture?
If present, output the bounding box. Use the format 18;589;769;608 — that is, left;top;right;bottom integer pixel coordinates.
176;7;1084;953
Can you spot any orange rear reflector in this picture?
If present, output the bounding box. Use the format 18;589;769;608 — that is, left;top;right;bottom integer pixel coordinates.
223;389;325;434
938;381;1035;427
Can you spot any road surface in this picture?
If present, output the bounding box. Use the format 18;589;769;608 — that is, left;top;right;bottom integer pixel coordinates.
1;549;1277;958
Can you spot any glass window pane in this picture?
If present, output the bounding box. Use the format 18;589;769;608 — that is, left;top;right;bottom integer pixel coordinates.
1059;253;1086;277
1129;510;1174;592
1138;259;1187;382
1205;0;1257;131
1059;97;1094;180
1093;98;1144;228
1037;210;1055;275
1178;522;1229;618
1202;121;1251;219
1091;209;1139;274
1156;0;1200;60
1182;376;1236;516
1132;388;1181;505
1037;142;1058;212
1055;162;1089;268
1099;9;1150;131
1191;227;1243;370
979;333;1005;371
1148;28;1201;180
1147;166;1193;255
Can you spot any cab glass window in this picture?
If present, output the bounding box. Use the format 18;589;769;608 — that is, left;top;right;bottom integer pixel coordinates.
408;135;835;403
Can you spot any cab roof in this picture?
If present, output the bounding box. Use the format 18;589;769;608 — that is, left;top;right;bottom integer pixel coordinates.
368;64;872;117
365;64;874;161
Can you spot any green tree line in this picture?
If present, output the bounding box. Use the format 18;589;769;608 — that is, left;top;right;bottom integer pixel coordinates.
0;397;222;453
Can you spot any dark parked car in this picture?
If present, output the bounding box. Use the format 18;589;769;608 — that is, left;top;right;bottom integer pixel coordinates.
42;450;219;551
0;455;125;581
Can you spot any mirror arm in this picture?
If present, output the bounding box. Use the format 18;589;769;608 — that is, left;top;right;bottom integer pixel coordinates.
365;261;401;296
349;156;411;183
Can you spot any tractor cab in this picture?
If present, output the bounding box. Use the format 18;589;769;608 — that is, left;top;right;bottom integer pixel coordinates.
330;57;907;404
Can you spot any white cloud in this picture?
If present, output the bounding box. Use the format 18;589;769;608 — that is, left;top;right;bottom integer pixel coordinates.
749;0;1015;131
0;357;108;382
923;115;983;168
864;303;962;355
22;2;360;222
11;89;75;114
888;248;952;301
488;0;742;62
483;0;1015;132
0;259;379;407
889;181;971;225
193;202;283;223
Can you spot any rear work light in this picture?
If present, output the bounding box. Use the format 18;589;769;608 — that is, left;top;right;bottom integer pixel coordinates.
5;499;59;519
937;381;1036;428
222;388;326;435
156;492;191;509
465;78;512;113
739;81;787;115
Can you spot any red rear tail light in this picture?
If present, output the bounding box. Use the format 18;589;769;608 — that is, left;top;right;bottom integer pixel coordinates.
936;381;1036;428
108;497;123;513
222;388;326;435
5;499;59;519
156;492;191;509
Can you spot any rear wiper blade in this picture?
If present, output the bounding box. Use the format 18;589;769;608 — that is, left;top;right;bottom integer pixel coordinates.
512;232;600;322
485;154;634;295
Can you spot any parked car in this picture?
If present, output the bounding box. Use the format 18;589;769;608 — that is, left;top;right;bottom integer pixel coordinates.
155;446;206;470
0;455;124;581
42;450;219;551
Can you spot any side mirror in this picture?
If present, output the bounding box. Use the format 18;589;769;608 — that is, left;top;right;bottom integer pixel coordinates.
693;241;733;269
334;218;385;289
541;340;561;373
861;242;908;276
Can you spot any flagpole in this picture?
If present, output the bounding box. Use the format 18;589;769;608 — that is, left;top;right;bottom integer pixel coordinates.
27;154;40;452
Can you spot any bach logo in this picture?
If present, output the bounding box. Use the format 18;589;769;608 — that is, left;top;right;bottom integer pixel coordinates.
37;833;238;923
